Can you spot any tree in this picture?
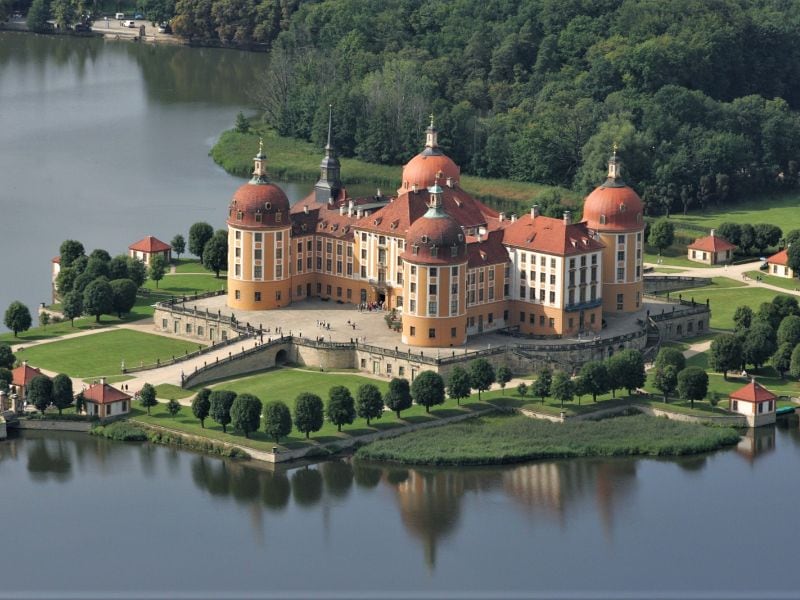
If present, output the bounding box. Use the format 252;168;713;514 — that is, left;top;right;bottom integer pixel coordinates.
149;255;167;288
189;222;214;258
139;383;158;415
496;366;512;391
655;347;686;374
166;398;181;417
753;224;782;254
263;400;292;443
648;218;674;255
171;234;186;260
191;388;211;427
384;377;412;418
773;295;800;319
756;301;783;332
58;240;85;269
209;390;236;432
327;386;355;431
62;291;83;326
230;393;262;437
531;367;552;403
653;364;678;402
550;371;574;409
709;334;743;380
739;224;755;253
785;229;800;248
607;349;646;395
110;279;138;318
733;305;754;331
28;375;53;414
235;112;250;133
55;267;78;296
0;368;12;391
294;392;324;438
468;358;495;400
126;257;147;287
717;223;742;247
742;322;776;369
51;373;73;415
0;344;15;369
788;243;800;276
516;382;528;398
411;370;445;413
573;375;588;405
202;230;228;278
39;312;50;330
677;367;708;409
446;366;471;406
791;345;800;379
356;384;383;426
82;278;113;323
578;361;608;402
778;316;800;347
773;343;794;378
108;255;130;281
4;301;32;337
85;256;110;280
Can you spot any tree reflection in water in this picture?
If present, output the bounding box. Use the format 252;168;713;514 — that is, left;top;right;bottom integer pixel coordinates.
26;437;72;483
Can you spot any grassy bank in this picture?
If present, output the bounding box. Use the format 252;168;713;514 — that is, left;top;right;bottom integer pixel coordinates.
211;128;580;212
355;413;740;466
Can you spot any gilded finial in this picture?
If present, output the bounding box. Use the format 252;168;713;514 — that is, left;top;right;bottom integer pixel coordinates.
613;141;618;154
429;113;435;128
259;137;264;155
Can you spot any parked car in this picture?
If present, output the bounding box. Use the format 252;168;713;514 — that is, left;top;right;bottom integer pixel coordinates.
133;13;144;19
158;22;172;33
123;20;136;27
115;12;125;19
74;23;90;32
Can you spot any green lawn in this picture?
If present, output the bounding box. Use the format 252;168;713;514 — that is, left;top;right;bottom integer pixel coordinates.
675;285;778;330
644;249;716;269
16;330;202;377
173;259;214;274
211;127;581;212
144;273;226;296
0;308;153;346
668;193;800;233
155;383;195;400
744;270;800;292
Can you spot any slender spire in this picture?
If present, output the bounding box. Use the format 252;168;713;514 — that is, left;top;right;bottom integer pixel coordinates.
606;143;624;185
251;138;269;184
423;113;442;156
315;105;341;203
425;171;445;216
325;104;333;153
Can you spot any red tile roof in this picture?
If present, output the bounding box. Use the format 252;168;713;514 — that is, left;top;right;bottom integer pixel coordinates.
290;191;375;240
730;380;777;403
465;230;510;267
12;364;43;387
767;249;789;266
688;234;736;252
83;381;130;405
582;184;644;232
52;256;60;264
129;236;171;253
502;214;605;256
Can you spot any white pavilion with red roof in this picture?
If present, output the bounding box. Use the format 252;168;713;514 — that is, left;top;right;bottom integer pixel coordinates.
729;379;777;427
129;236;172;266
83;378;131;419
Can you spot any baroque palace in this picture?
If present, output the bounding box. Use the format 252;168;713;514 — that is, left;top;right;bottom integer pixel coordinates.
225;117;645;349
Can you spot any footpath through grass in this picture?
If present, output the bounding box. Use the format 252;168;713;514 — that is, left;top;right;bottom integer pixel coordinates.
355;413;741;466
211;128;580;212
16;329;201;378
744;270;800;292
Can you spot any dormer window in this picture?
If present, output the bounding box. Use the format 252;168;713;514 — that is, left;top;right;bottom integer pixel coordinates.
237;211;243;220
301;224;307;232
412;245;419;255
636;213;642;223
430;246;438;257
255;212;262;223
599;215;607;225
619;203;627;212
458;233;464;242
265;202;272;210
421;235;429;243
276;211;282;223
451;246;458;257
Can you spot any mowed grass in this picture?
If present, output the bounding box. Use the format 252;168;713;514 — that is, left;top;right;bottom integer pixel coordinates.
211;128;580;211
154;383;194;400
173;259;212;274
668;193;800;233
355;413;741;466
144;273;226;296
644;249;716;269
138;367;492;451
674;284;779;330
16;330;202;377
744;271;800;291
0;308;153;346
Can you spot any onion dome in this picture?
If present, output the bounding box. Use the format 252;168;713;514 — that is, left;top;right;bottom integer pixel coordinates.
582;149;644;232
227;140;290;228
398;116;461;194
402;183;466;265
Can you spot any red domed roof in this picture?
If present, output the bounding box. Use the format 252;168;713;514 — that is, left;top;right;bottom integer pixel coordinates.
228;182;291;229
582;184;644;232
399;153;460;195
402;207;466;265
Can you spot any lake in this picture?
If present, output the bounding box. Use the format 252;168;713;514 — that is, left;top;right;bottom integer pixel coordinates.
0;424;796;597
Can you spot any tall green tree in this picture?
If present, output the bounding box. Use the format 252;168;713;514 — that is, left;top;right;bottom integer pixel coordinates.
326;386;355;432
773;343;794;378
171;234;186;260
263;400;292;444
709;334;743;380
82;278;113;322
4;301;32;337
149;255;167;288
531;367;552;404
209;390;236;432
28;374;53;414
355;384;383;426
647;219;675;255
607;349;646;395
51;373;73;415
468;358;495;400
550;371;574;409
578;361;608;402
654;347;686;374
126;257;147;287
62;291;83;327
294;392;324;438
410;371;445;413
191;388;211;427
166;398;181;417
753;224;782;254
59;240;85;269
778;315;800;347
384;378;412;418
188;222;214;258
202;230;228;278
733;305;753;331
230;393;262;438
446;366;471;406
790;344;800;379
677;367;708;409
742;322;777;369
653;364;678;403
496;365;512;391
110;279;138;317
108;255;130;281
139;383;158;415
0;344;15;370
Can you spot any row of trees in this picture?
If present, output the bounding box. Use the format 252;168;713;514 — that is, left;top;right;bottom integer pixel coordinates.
188;222;228;278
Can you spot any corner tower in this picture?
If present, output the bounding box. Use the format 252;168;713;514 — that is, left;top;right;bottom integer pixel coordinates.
581;149;645;314
314;105;342;204
227;140;292;311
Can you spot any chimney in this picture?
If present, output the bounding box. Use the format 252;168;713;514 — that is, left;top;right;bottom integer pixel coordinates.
339;205;346;216
348;200;354;210
303;205;309;215
499;212;505;222
23;360;28;368
446;176;453;188
476;232;483;242
327;197;334;208
511;214;517;223
412;183;418;194
563;211;572;225
710;228;716;237
357;208;363;218
531;205;540;219
100;377;107;385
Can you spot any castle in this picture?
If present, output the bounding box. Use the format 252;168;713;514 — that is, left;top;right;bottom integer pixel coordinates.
225;115;645;349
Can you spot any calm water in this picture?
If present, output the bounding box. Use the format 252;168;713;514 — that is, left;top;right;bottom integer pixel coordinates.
0;31;359;319
0;423;798;597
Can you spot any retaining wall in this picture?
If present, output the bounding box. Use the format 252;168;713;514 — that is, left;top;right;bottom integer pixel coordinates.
14;420;92;432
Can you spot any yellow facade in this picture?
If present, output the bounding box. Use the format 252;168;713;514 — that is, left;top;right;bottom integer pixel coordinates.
597;230;644;314
401;260;467;346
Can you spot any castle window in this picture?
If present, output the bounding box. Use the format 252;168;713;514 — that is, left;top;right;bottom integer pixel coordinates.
265;202;271;210
428;328;436;339
451;246;458;257
235;290;241;300
254;266;262;279
276;291;281;301
255;292;261;302
410;326;416;336
237;211;243;220
254;232;262;242
276;232;282;242
255;212;262;223
412;245;419;255
430;267;437;277
430;246;438;257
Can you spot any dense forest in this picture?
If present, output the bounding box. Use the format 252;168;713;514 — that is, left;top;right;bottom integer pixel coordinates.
7;0;800;214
